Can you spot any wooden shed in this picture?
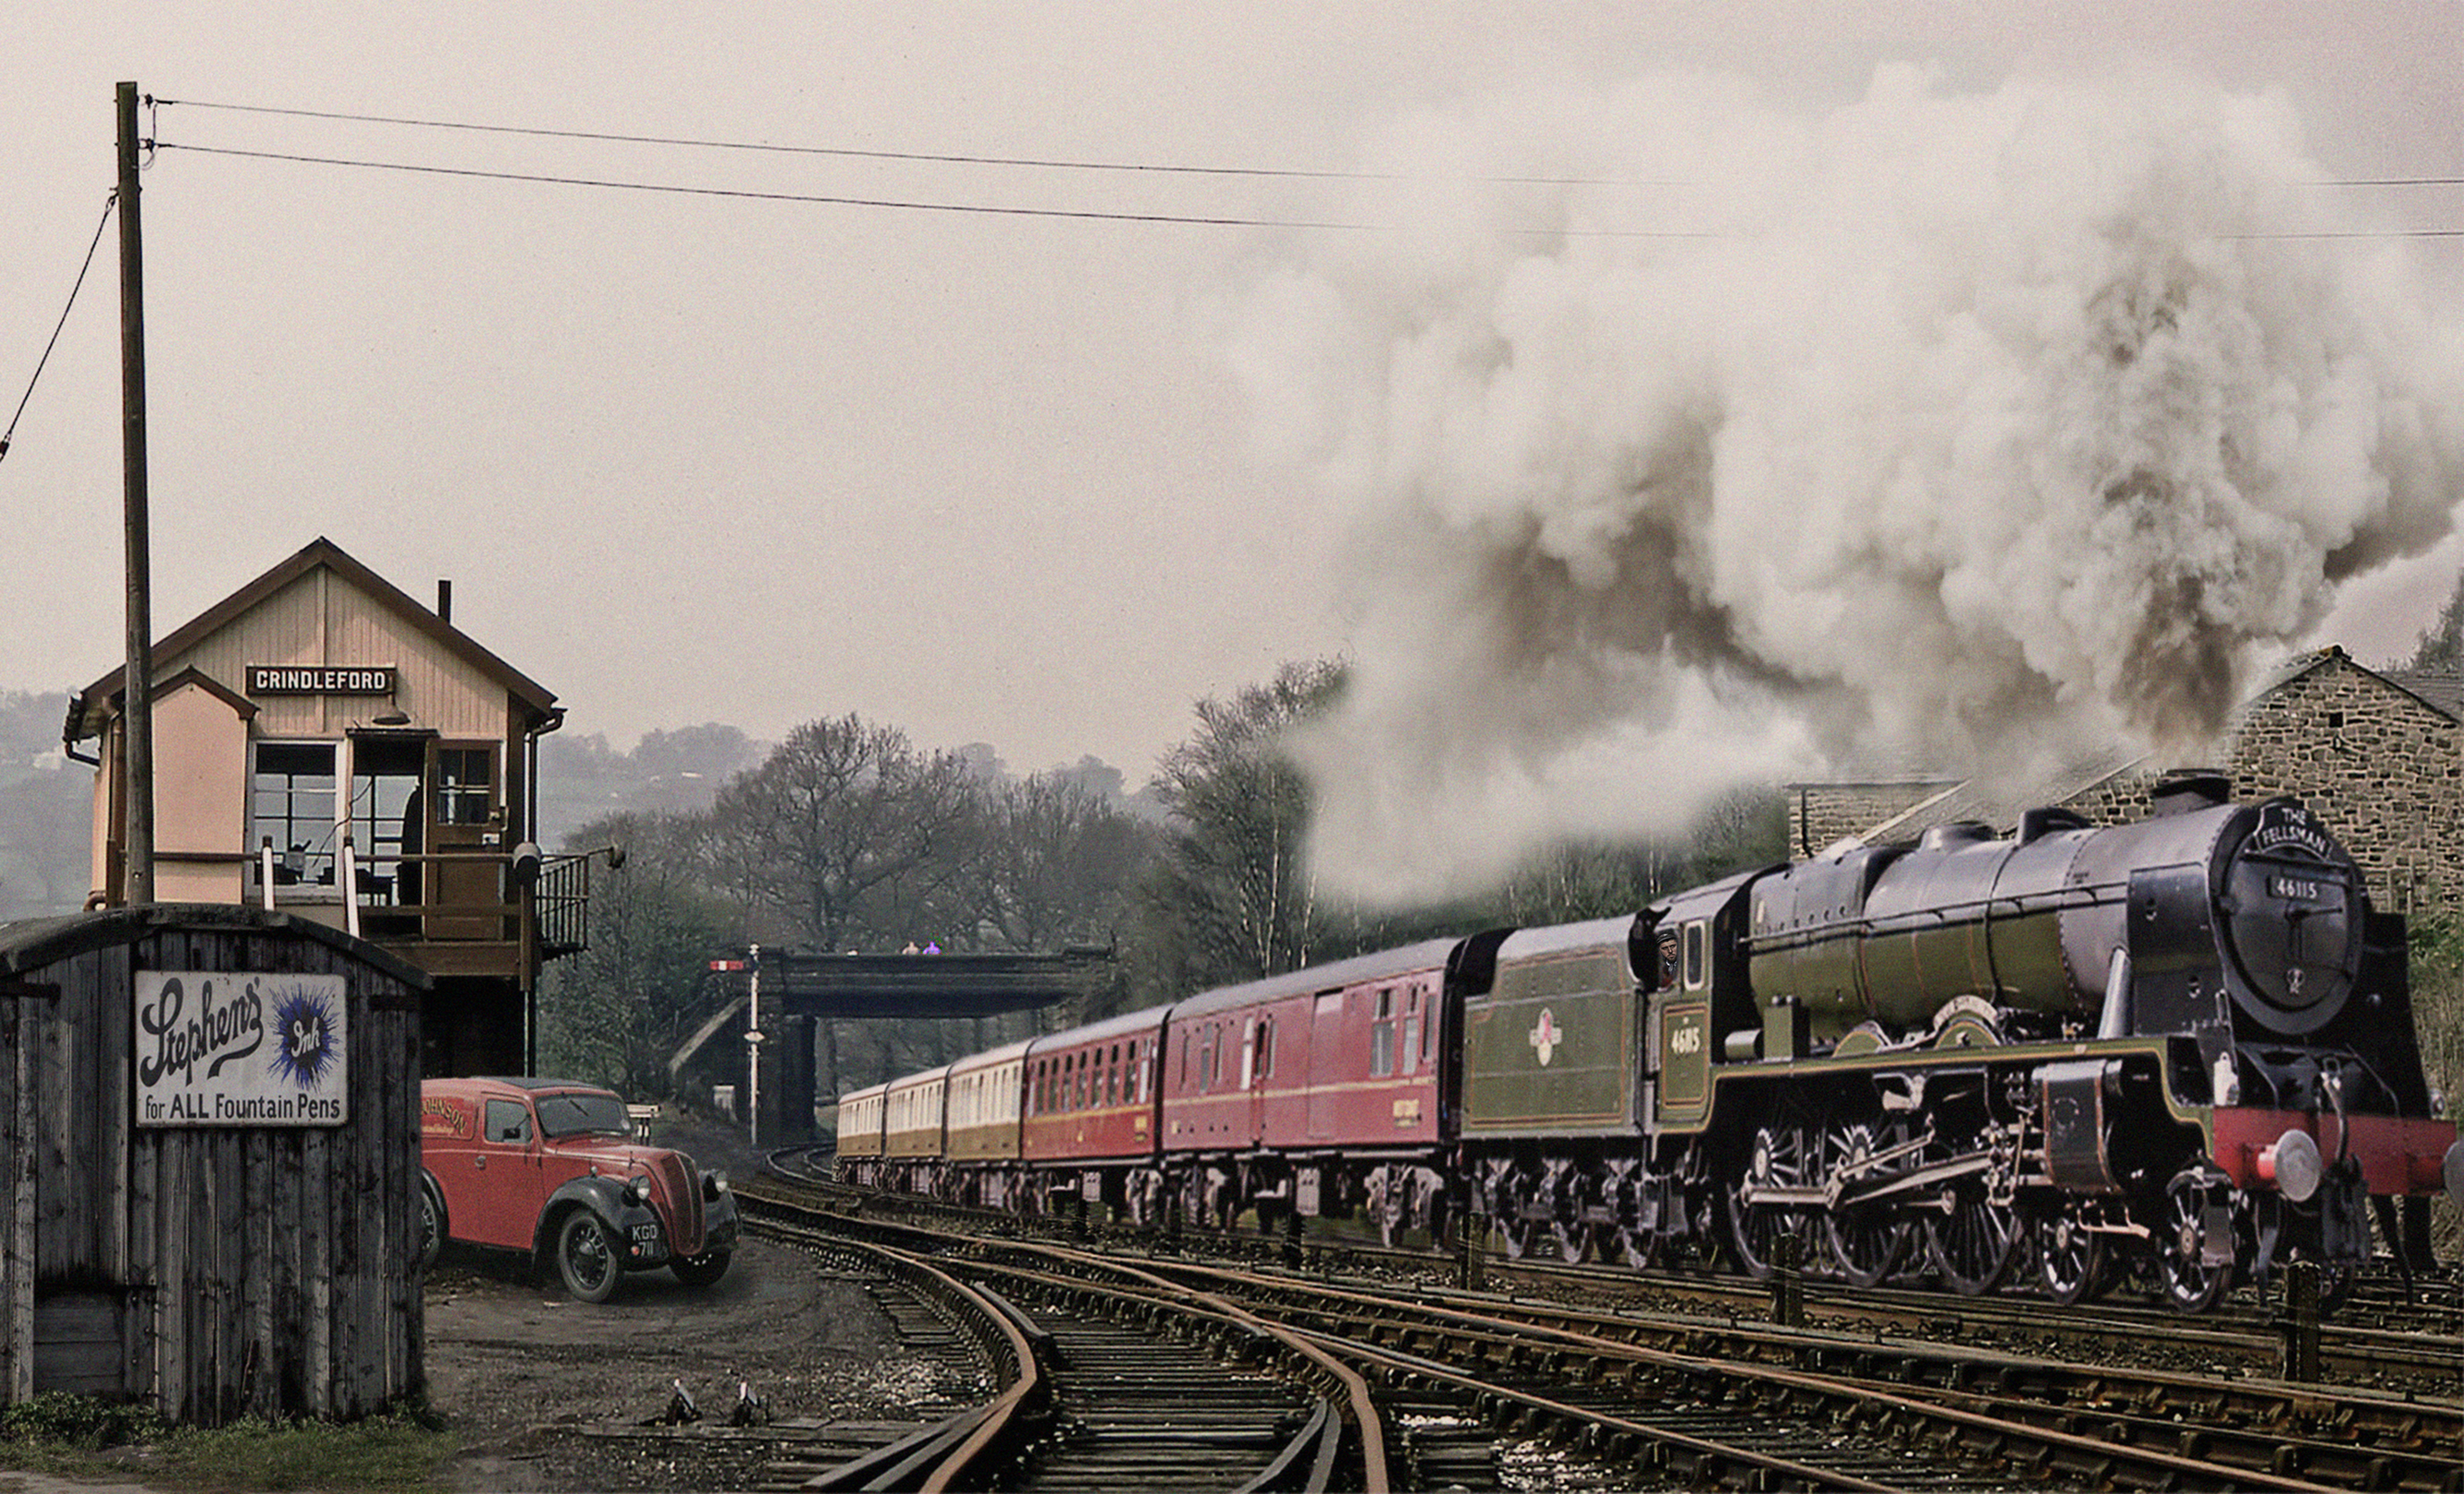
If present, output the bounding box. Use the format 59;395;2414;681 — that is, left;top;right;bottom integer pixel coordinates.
0;904;426;1424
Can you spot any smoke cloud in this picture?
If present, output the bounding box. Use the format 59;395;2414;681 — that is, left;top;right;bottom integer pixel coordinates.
1228;67;2464;903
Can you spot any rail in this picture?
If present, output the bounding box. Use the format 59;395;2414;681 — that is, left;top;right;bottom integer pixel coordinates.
792;1233;1043;1492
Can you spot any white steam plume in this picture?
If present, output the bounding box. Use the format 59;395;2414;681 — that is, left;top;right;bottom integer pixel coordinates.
1228;67;2464;904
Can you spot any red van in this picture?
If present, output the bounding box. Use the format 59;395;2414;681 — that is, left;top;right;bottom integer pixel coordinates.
418;1076;739;1302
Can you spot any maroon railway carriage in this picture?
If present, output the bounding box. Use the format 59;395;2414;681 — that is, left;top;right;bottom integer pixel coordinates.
1020;1006;1169;1215
1157;937;1481;1241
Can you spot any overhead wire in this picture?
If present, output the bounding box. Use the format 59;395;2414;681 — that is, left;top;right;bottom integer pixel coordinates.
1;190;117;465
139;97;2464;241
146;96;1686;188
151;96;2464;194
147;141;1721;237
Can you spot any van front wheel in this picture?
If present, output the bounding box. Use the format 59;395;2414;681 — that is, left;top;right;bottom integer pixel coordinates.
557;1211;623;1304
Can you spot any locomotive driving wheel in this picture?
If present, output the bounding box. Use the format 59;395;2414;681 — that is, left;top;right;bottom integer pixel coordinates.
1926;1188;2023;1296
1727;1125;1815;1280
1824;1124;1912;1288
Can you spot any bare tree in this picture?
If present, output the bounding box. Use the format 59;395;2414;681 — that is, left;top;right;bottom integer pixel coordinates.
712;714;985;952
970;772;1157;953
1143;659;1345;992
537;809;733;1098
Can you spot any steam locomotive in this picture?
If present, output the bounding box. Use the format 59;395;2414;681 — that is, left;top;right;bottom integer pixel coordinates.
836;778;2464;1311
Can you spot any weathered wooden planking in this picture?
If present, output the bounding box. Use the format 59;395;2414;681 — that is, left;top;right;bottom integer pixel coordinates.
31;1294;122;1396
2;994;28;1400
0;910;426;1426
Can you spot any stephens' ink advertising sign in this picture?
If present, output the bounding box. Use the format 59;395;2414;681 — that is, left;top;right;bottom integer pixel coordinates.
134;971;349;1127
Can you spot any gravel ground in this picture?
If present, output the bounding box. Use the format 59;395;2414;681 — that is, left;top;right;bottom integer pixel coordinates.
426;1114;928;1493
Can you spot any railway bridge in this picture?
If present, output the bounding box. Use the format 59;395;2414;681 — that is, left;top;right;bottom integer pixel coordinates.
672;946;1117;1143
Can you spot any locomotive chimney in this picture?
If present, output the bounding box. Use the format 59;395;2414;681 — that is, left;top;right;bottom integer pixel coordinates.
2149;770;2232;817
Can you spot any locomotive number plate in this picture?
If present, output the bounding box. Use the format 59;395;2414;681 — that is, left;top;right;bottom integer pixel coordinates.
2268;874;2328;902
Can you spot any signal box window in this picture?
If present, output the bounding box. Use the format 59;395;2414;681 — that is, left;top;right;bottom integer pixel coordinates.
436;747;494;824
252;741;337;890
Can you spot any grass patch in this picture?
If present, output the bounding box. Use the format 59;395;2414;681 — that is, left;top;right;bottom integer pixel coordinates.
0;1393;460;1492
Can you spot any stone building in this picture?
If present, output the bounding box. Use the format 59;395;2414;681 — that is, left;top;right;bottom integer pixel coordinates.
1789;647;2463;917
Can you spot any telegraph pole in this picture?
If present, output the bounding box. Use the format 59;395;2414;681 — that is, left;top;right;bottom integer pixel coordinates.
117;80;155;903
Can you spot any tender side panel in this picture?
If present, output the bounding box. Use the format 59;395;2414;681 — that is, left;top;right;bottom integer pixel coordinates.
1462;929;1638;1137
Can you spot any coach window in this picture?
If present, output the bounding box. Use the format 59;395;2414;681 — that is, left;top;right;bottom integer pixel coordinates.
1401;988;1423;1076
1371;989;1397;1077
1683;920;1708;991
1257;1018;1274;1078
1240;1018;1257;1089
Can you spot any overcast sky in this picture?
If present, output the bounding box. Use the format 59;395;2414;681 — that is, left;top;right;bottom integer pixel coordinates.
6;4;2460;785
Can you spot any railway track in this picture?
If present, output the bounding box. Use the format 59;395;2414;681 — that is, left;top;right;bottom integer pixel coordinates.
750;1204;1367;1491
742;1175;2463;1490
761;1147;2463;1396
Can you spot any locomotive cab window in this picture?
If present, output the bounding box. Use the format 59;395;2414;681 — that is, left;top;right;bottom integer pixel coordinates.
1683;921;1708;991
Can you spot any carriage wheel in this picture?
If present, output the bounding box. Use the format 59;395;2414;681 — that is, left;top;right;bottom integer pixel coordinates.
1551;1218;1599;1264
1497;1211;1544;1260
2037;1208;2108;1305
1927;1192;2023;1296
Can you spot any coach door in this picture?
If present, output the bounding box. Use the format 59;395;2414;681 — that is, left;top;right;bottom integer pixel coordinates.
425;741;503;940
1306;991;1344;1139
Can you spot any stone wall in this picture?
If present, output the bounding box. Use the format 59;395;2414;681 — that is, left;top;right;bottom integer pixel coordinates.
2046;653;2460;916
1790;781;1956;858
2211;653;2462;916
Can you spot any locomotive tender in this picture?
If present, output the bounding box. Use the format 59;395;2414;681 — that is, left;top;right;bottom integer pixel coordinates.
838;780;2463;1311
